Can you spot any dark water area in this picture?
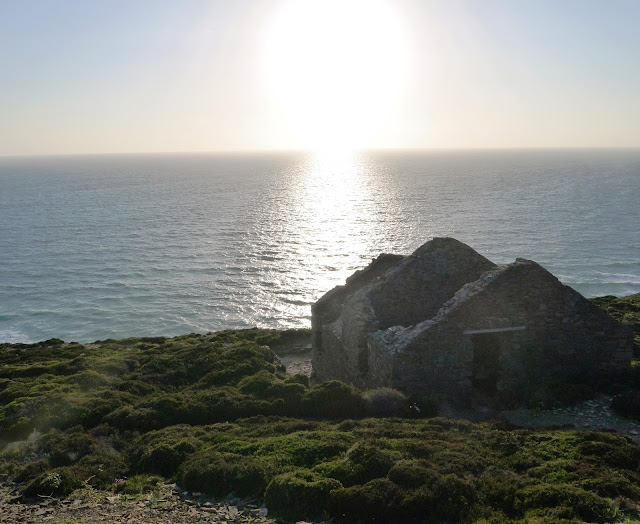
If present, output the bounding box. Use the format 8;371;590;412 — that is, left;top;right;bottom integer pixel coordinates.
1;148;638;342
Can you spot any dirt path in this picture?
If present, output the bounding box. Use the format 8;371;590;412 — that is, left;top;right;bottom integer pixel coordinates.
278;352;313;378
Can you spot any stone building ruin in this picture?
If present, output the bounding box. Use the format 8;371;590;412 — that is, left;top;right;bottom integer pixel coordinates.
311;238;634;407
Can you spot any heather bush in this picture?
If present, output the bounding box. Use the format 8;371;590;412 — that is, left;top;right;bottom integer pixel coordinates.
4;327;640;522
178;451;269;497
476;468;525;517
133;437;200;476
302;380;364;419
363;387;407;417
313;440;399;488
515;484;616;521
265;469;341;520
328;478;404;522
114;474;164;495
387;459;438;488
429;474;476;521
24;469;79;498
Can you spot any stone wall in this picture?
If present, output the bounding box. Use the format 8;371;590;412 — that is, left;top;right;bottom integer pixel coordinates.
311;238;495;388
371;259;633;404
312;239;634;407
311;253;403;384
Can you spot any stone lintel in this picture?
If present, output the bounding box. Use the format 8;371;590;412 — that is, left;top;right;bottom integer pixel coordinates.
463;326;527;335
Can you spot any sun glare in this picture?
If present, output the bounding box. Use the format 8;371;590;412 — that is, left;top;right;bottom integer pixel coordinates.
263;0;409;152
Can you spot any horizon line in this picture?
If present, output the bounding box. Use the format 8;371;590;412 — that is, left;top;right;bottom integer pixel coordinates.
3;145;640;159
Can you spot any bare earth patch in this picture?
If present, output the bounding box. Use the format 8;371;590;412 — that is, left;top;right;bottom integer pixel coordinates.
279;351;313;378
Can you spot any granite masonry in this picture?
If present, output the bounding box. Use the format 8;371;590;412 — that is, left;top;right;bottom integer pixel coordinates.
311;238;634;407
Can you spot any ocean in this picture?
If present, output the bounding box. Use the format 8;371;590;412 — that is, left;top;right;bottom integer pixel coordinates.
1;149;638;344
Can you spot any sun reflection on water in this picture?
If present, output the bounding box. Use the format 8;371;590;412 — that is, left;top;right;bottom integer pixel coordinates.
263;150;385;323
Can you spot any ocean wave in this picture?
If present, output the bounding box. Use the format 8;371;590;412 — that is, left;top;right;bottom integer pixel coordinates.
595;272;640;285
0;329;32;344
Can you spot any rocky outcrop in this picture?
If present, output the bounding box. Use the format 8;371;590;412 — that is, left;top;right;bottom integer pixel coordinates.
312;239;634;407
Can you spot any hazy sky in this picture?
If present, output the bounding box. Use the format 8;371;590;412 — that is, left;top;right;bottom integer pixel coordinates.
1;0;639;155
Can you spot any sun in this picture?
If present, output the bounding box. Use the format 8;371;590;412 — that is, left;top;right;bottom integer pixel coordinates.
262;0;409;152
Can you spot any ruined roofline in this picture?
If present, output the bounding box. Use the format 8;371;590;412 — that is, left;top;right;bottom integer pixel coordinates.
315;237;494;311
432;258;548;321
370;258;553;346
407;236;494;263
360;237;497;298
312;252;404;313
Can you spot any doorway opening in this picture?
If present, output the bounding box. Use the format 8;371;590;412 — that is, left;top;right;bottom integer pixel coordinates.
471;333;501;394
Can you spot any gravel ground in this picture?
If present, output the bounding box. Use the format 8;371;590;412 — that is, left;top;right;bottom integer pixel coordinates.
503;394;640;443
278;353;313;378
0;482;287;524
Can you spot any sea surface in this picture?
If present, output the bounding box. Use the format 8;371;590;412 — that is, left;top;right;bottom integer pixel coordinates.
1;149;639;343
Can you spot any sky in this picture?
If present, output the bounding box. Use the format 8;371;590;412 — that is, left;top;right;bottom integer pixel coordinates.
1;0;639;155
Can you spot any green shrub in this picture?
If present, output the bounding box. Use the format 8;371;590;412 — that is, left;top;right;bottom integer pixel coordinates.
237;372;307;416
314;441;398;487
134;438;200;476
77;391;135;428
14;459;49;483
328;478;404;522
477;468;525;517
114;474;164;495
516;484;616;522
24;468;83;498
75;452;127;490
265;469;341;520
40;429;98;467
105;405;160;432
255;431;353;469
303;381;364;419
395;480;475;523
397;486;439;521
430;474;476;521
67;370;111;390
431;447;486;475
284;374;310;388
177;451;268;498
363;388;407;417
237;370;281;396
581;474;640;499
577;435;640;470
387;459;438;489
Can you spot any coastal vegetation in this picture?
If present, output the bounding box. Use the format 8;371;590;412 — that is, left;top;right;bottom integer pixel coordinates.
1;294;640;522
